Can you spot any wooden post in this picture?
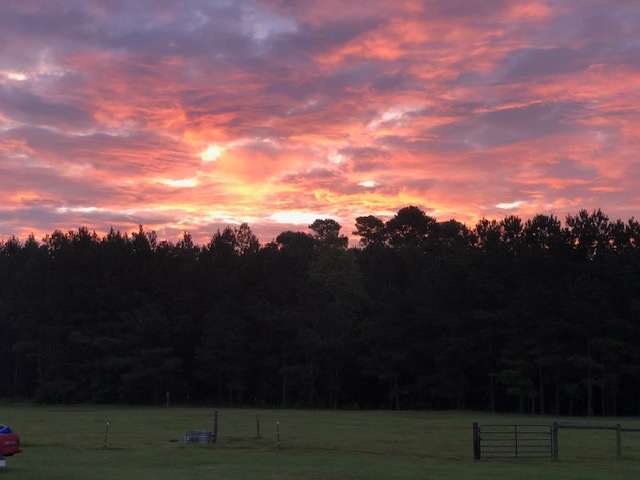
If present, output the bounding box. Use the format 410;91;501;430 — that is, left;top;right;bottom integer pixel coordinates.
539;366;545;415
276;420;281;449
587;341;594;417
213;410;219;443
552;422;559;459
489;374;496;413
514;425;519;458
165;391;170;408
616;424;622;459
103;420;111;449
473;422;480;460
256;415;261;439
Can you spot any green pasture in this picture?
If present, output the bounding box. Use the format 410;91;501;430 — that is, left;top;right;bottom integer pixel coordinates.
1;405;639;479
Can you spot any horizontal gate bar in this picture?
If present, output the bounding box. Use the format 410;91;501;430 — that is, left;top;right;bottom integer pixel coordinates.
482;456;552;459
480;428;551;435
483;448;551;451
556;424;630;431
482;443;549;446
481;425;550;427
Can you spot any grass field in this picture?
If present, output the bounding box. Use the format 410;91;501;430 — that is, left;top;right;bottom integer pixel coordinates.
1;405;639;479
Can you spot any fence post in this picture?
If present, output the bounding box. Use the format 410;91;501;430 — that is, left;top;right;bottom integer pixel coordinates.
616;424;622;459
514;425;519;458
213;410;219;443
276;420;281;449
103;420;111;449
473;422;480;460
256;415;262;439
552;422;559;459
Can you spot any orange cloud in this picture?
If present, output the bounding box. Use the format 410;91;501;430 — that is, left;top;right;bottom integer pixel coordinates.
0;0;639;243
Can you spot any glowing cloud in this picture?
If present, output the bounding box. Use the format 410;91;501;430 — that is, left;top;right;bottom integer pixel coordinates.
368;106;421;130
358;180;377;188
200;145;224;162
5;71;27;81
496;201;525;210
156;178;199;188
56;206;104;214
328;151;345;165
270;211;337;225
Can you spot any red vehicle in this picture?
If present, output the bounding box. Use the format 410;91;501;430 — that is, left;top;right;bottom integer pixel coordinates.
0;425;20;457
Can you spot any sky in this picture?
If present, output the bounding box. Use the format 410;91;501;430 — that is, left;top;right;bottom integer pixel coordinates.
1;0;639;243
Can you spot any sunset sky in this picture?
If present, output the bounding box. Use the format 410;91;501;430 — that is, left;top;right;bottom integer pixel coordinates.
1;0;639;242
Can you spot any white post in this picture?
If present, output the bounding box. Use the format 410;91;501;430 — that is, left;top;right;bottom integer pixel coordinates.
104;420;111;449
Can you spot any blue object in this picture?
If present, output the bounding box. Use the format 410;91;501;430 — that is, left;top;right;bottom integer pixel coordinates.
0;425;12;434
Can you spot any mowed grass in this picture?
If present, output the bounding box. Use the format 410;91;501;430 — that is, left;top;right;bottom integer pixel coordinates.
1;405;640;479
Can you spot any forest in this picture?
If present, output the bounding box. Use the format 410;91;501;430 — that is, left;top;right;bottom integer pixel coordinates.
0;206;638;416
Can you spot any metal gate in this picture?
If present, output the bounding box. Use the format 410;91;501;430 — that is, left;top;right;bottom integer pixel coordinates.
473;423;553;459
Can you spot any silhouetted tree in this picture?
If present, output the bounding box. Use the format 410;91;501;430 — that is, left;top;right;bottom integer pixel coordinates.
0;207;637;415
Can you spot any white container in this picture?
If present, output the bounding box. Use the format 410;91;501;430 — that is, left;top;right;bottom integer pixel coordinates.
0;456;6;469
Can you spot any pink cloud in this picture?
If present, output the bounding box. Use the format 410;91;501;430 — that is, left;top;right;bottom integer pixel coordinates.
0;0;639;243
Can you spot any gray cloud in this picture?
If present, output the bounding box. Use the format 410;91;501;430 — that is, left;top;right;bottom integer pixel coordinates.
0;85;94;129
540;158;599;180
428;102;585;150
496;48;593;82
2;126;194;174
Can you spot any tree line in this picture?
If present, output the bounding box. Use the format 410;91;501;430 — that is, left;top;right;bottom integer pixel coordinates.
0;207;639;416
